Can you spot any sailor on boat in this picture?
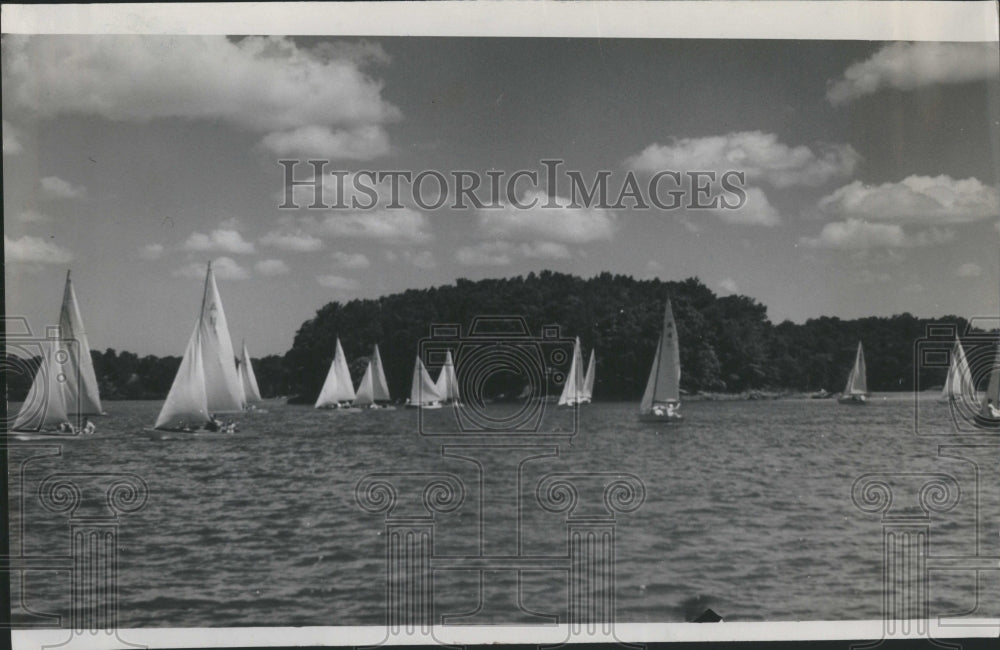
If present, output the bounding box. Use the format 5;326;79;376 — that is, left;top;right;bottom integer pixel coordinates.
57;422;76;434
987;399;1000;418
82;417;96;435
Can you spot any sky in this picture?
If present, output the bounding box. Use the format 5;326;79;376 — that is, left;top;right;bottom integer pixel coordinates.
3;35;1000;356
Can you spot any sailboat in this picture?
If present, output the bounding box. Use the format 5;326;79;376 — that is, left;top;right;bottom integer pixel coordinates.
941;337;976;405
237;340;266;411
638;299;683;422
406;356;443;409
12;270;104;436
581;349;596;405
558;337;587;407
152;262;245;434
354;344;395;409
434;350;460;405
315;337;358;409
838;342;868;405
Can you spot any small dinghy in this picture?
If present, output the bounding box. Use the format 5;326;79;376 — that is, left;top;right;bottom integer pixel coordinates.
837;342;869;405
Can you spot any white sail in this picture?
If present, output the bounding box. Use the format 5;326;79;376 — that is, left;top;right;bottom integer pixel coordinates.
844;342;868;396
409;356;443;406
639;299;681;413
558;337;586;406
315;356;342;408
155;325;209;429
154;262;243;429
582;350;596;403
239;340;263;403
354;361;375;407
371;344;391;402
333;338;356;401
59;271;103;414
942;338;976;403
434;350;460;403
12;338;71;431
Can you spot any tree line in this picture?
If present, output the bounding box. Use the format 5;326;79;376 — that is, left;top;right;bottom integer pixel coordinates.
6;272;983;402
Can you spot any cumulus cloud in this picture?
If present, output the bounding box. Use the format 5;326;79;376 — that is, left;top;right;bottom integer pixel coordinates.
3;35;400;159
625;131;859;188
40;176;86;200
718;278;740;294
183;228;256;254
313;208;433;245
3;120;22;154
828;42;1000;105
316;274;360;291
816;175;999;225
711;186;781;226
454;240;570;266
478;190;616;244
174;256;250;280
329;251;371;269
4;234;73;264
136;243;165;260
799;218;954;250
255;259;290;276
259;229;323;252
260;124;390;159
403;250;437;269
957;262;983;278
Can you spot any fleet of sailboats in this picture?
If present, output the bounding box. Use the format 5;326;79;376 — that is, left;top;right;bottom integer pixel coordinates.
837;342;868;405
153;262;245;432
638;299;683;422
13;270;103;434
406;356;443;408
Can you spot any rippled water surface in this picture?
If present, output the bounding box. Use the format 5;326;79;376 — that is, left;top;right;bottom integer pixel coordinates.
8;395;999;627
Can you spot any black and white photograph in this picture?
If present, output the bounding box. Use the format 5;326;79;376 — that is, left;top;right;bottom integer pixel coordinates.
3;2;999;647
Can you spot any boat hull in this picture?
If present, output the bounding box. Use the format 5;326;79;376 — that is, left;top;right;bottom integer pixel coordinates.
838;394;868;405
143;427;238;441
638;412;684;423
405;403;442;409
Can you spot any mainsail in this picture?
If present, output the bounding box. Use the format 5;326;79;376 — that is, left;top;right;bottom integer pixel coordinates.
59;270;103;414
942;338;975;403
640;299;681;413
155;262;244;429
582;350;596;403
844;342;868;396
409;356;443;406
354;361;376;407
12;338;71;431
558;337;586;406
315;337;355;407
434;350;460;403
238;340;263;403
371;344;391;402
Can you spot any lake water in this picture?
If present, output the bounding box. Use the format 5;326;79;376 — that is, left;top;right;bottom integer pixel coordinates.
7;395;1000;627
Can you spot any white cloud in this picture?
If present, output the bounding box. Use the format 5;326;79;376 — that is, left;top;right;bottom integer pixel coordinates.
329;251;371;269
259;229;323;252
314;208;433;245
903;283;925;294
3;121;22;154
173;256;250;280
4;35;400;159
478;190;616;244
518;241;572;259
255;258;290;276
4;234;73;264
957;262;983;278
316;274;360;291
625;131;859;188
800;218;954;250
828;42;1000;105
260;124;390;160
456;242;514;266
40;176;85;200
15;209;52;224
712;186;781;226
136;243;165;260
816;176;999;225
183;228;256;254
718;278;740;294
